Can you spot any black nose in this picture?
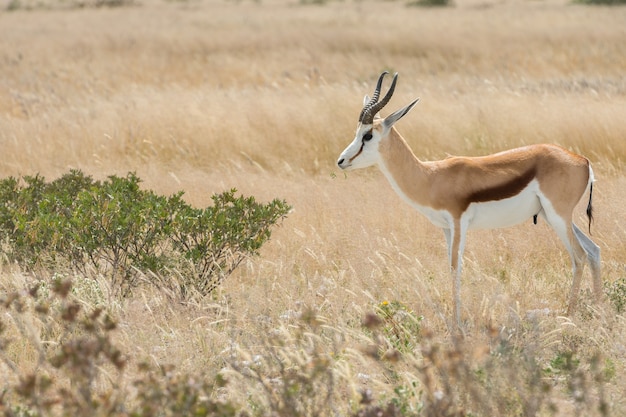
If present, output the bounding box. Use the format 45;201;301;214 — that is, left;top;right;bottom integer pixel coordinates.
338;158;345;165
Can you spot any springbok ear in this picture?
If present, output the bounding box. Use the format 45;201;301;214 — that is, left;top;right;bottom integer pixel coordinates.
363;95;370;106
383;98;420;130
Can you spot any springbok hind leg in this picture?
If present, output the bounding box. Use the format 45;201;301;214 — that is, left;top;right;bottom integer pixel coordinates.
566;242;587;316
573;224;602;302
539;207;586;315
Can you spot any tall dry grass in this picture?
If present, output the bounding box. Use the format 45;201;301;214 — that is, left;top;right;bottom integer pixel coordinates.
1;0;626;415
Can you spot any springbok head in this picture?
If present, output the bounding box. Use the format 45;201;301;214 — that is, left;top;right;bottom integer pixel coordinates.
337;71;420;171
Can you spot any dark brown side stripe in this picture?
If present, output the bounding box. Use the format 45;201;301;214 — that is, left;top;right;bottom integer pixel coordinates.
464;167;537;210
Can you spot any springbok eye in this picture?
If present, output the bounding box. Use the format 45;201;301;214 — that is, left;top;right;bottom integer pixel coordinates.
363;132;373;142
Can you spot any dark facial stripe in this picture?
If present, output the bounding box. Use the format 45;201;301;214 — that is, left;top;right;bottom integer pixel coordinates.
349;142;365;163
348;130;372;163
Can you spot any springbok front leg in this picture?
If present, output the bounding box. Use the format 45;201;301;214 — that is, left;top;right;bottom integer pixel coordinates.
445;218;469;325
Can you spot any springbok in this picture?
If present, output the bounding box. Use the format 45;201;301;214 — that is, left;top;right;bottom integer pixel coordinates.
337;71;601;324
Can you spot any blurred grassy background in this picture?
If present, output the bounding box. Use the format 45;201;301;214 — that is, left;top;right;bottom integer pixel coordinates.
1;0;625;414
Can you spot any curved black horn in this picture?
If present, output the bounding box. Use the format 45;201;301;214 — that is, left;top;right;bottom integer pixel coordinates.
360;72;398;125
358;71;388;123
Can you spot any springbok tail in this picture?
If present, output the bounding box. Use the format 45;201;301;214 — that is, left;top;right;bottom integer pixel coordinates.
586;164;595;235
586;182;594;234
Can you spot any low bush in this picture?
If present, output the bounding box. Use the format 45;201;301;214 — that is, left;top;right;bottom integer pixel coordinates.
0;170;290;298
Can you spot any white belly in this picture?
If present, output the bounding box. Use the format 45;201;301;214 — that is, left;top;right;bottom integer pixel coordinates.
466;180;542;230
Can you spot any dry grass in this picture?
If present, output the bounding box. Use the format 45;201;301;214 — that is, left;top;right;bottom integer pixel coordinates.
1;0;626;415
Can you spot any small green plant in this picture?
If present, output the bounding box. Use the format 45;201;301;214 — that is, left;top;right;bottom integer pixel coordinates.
375;300;422;353
604;276;626;313
544;351;580;376
388;382;420;416
0;170;290;298
543;350;611;414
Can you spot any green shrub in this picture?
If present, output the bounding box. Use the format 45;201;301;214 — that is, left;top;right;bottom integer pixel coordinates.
170;190;291;299
0;170;290;298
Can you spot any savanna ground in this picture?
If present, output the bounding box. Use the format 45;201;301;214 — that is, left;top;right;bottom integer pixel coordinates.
1;0;626;415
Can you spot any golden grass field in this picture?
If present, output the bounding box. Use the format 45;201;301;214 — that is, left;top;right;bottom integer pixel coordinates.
1;0;626;415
